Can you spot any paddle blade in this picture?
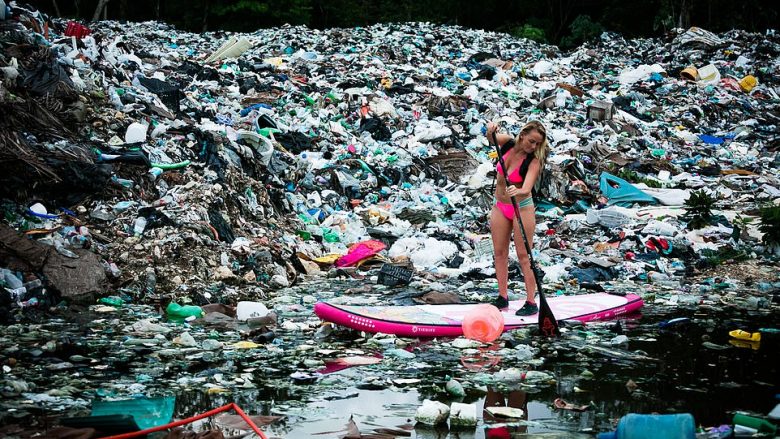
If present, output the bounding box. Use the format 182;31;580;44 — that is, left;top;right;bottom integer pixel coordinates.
537;291;560;337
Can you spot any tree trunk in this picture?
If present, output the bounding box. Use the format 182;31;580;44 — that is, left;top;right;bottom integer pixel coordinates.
51;0;61;17
92;0;109;21
201;0;210;32
74;0;80;18
678;0;686;29
155;0;161;20
119;0;127;20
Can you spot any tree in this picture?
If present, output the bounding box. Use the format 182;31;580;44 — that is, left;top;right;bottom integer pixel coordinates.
561;14;603;48
51;0;61;18
92;0;110;21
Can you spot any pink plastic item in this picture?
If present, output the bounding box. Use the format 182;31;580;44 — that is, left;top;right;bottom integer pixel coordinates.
335;240;386;267
462;304;505;343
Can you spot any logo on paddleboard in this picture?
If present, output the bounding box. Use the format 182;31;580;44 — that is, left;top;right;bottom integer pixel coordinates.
412;326;435;334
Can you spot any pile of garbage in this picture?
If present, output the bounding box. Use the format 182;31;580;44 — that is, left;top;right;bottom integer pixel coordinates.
2;4;778;315
1;1;779;436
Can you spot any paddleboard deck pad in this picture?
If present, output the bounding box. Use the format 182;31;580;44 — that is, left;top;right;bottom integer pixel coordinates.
315;293;643;337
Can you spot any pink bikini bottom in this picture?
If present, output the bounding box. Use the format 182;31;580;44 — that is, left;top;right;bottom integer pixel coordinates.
495;198;534;220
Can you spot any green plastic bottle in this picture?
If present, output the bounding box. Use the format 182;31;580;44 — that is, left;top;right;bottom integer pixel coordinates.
733;413;777;435
99;296;125;307
258;127;281;138
166;302;204;322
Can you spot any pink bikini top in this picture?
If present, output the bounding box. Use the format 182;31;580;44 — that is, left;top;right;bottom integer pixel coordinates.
496;151;532;184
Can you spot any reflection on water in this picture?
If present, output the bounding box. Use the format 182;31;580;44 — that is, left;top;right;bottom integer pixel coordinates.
167;309;778;438
174;378;589;438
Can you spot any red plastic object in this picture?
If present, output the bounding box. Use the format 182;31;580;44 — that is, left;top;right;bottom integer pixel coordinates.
102;402;267;439
462;304;505;343
65;21;91;39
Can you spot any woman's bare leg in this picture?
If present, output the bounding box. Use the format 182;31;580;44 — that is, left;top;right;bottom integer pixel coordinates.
490;206;513;299
512;205;537;304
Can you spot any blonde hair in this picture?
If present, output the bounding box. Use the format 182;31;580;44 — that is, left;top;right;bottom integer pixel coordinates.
515;120;549;169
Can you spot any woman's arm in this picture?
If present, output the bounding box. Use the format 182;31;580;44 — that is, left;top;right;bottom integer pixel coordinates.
486;122;514;146
506;159;540;198
518;160;541;196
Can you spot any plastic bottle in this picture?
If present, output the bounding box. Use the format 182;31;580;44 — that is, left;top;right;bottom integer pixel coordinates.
166;302;205;322
148;167;163;181
144;271;156;296
461;304;504;343
112;201;136;213
133;217;147;236
732;413;777;435
112;175;134;188
1;269;24;289
597;413;695;439
53;239;79;259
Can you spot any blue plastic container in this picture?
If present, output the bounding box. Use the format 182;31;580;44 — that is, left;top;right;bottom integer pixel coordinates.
597;413;696;439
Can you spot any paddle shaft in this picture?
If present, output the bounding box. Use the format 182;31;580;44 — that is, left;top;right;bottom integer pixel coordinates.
492;130;560;337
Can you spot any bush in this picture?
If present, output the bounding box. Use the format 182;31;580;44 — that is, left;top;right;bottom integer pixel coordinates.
759;204;780;247
512;24;546;43
561;15;603;48
684;190;715;230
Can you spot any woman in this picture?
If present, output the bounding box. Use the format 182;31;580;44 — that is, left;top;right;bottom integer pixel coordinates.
487;120;548;316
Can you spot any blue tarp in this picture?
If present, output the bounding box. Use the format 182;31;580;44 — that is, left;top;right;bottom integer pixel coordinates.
599;172;657;207
698;134;725;145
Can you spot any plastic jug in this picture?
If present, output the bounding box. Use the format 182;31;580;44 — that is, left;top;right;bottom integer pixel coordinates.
461;304;504;343
236;301;270;321
597;413;695;439
166;302;204;322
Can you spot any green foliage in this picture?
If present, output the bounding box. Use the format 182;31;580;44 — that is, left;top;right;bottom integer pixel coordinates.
759;204;780;246
653;0;676;32
35;0;780;43
511;24;547;43
731;214;754;242
684;190;716;230
699;246;750;266
614;168;664;189
561;15;603;48
211;0;269;15
209;0;311;30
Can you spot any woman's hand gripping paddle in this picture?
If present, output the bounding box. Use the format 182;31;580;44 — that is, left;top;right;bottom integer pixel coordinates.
492;130;560;337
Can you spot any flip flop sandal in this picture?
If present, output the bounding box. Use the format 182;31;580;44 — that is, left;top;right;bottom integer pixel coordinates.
729;329;761;342
553;398;589;411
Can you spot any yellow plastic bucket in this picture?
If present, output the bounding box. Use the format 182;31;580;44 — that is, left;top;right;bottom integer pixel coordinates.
739;75;757;92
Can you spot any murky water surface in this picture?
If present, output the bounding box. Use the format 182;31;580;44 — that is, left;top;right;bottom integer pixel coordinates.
168;308;777;438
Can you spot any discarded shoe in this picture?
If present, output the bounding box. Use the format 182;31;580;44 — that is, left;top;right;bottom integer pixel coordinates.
729;329;761;342
515;301;538;316
491;295;509;310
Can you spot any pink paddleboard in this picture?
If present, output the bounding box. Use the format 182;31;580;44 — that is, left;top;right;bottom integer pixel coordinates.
314;293;643;337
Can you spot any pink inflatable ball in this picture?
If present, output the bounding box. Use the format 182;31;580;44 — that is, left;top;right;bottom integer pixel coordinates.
462;304;505;343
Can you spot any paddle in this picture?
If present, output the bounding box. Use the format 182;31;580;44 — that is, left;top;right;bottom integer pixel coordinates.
492;129;560;337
